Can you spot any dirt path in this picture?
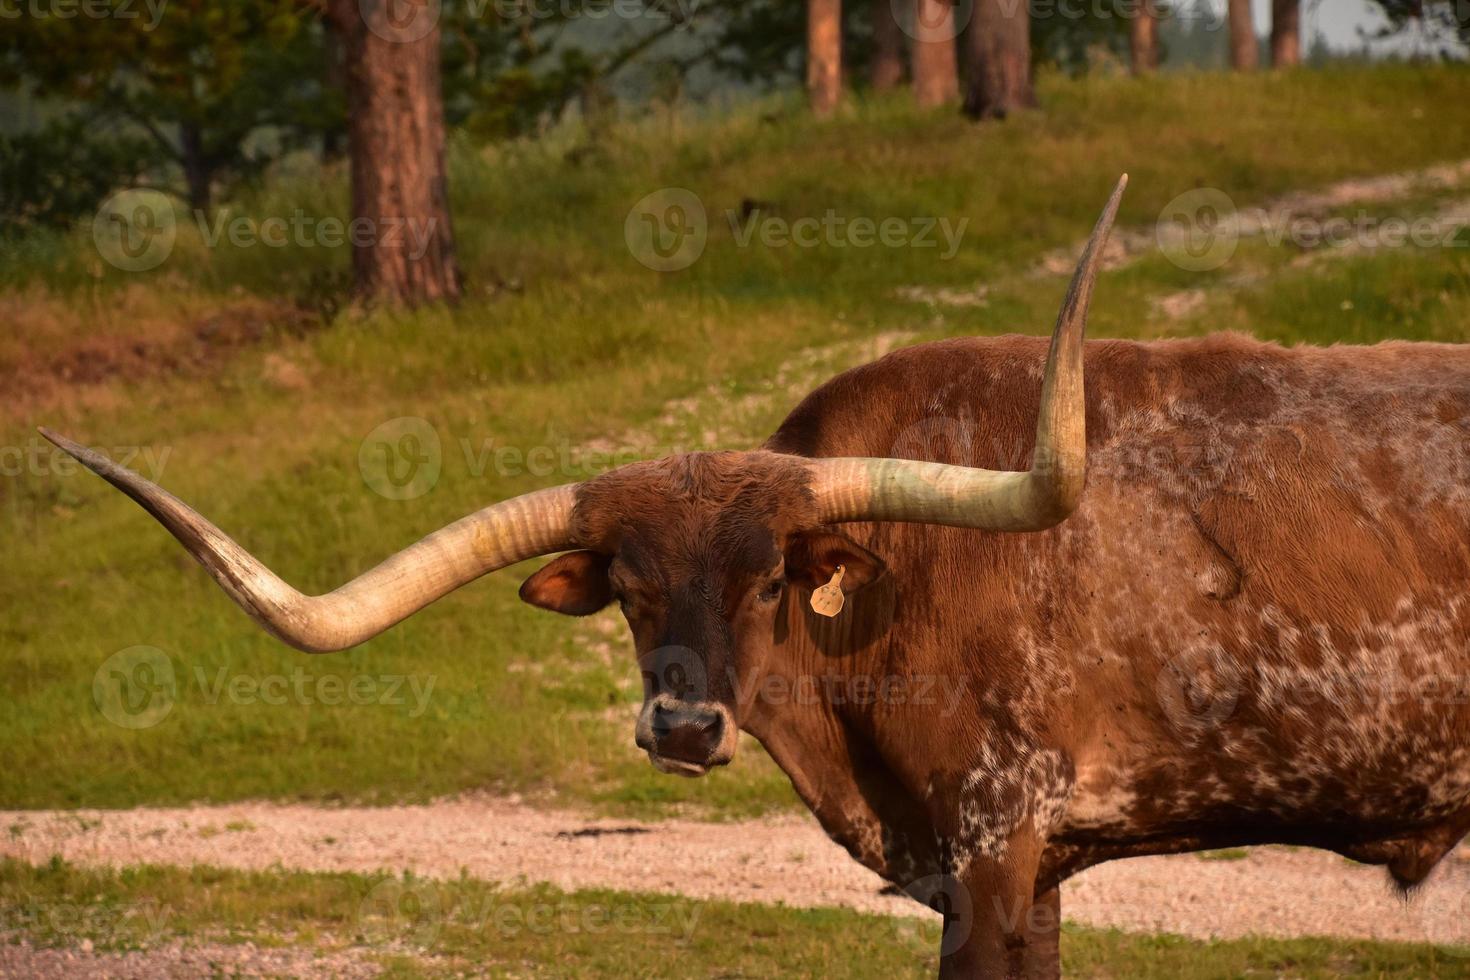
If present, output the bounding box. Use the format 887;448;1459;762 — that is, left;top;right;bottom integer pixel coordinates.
1037;157;1470;277
0;937;389;980
5;798;1469;948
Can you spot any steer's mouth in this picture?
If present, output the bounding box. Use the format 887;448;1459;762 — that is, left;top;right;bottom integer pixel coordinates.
646;753;715;778
635;695;737;777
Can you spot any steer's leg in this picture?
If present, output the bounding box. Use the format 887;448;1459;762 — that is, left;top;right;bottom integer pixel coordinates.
936;843;1051;979
1015;887;1061;980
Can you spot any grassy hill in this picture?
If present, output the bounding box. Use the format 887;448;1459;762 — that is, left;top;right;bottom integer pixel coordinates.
3;64;1470;814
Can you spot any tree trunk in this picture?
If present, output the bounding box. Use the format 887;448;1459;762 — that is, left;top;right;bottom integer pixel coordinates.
808;0;843;117
1129;0;1159;74
321;28;347;163
964;0;1035;119
871;0;905;90
328;0;462;306
912;0;959;107
1271;0;1301;66
1227;0;1258;70
179;120;212;212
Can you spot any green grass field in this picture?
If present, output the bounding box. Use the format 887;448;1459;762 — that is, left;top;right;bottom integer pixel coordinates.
4;64;1470;821
5;857;1469;978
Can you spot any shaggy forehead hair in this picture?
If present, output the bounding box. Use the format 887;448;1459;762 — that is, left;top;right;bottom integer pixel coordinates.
571;451;819;568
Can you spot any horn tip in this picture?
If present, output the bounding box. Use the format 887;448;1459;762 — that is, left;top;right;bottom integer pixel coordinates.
37;426;78;455
37;427;113;477
1108;173;1128;205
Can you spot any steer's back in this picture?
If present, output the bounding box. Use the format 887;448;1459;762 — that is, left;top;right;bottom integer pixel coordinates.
767;331;1470;878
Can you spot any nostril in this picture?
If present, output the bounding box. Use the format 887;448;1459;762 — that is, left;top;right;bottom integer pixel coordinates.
647;702;727;764
653;703;720;735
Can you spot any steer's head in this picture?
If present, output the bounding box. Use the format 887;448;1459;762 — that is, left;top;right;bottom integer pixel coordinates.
40;176;1125;779
518;451;883;775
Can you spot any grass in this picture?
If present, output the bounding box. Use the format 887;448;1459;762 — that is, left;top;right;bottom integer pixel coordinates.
3;857;1469;978
3;63;1470;815
1196;848;1250;862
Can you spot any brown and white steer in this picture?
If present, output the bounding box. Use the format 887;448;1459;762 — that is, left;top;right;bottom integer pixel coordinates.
46;177;1470;977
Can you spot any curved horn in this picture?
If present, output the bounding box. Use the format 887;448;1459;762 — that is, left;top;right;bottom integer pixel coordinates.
39;428;579;652
808;174;1126;531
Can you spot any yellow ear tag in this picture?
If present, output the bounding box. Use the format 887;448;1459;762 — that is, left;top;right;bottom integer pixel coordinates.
810;565;846;618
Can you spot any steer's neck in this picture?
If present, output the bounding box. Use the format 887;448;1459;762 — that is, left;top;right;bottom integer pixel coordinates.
739;584;940;884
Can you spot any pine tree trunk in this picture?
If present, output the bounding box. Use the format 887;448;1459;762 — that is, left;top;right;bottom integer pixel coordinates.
179;121;212;213
329;0;462;306
871;0;905;90
912;0;959;107
1271;0;1301;65
808;0;843;117
322;28;347;163
1129;0;1159;74
964;0;1035;119
1228;0;1258;70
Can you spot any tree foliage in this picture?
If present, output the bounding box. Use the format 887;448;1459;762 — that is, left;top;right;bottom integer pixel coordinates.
0;0;338;213
1367;0;1470;55
0;112;165;231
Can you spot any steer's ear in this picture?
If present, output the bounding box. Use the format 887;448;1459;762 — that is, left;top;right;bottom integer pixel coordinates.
785;530;885;593
519;551;615;616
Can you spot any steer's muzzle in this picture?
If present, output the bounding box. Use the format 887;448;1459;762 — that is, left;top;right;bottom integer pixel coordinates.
635;694;737;777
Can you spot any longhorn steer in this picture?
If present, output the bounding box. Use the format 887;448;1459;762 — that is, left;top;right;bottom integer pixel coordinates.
45;176;1470;977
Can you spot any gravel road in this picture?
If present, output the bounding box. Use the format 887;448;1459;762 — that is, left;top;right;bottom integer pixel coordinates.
5;797;1468;949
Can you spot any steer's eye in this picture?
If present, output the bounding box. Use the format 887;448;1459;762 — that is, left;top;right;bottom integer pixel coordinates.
757;578;786;603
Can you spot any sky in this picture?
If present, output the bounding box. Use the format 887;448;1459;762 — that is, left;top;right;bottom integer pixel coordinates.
1256;0;1464;55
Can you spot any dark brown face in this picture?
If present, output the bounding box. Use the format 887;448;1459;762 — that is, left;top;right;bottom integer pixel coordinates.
517;453;884;777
